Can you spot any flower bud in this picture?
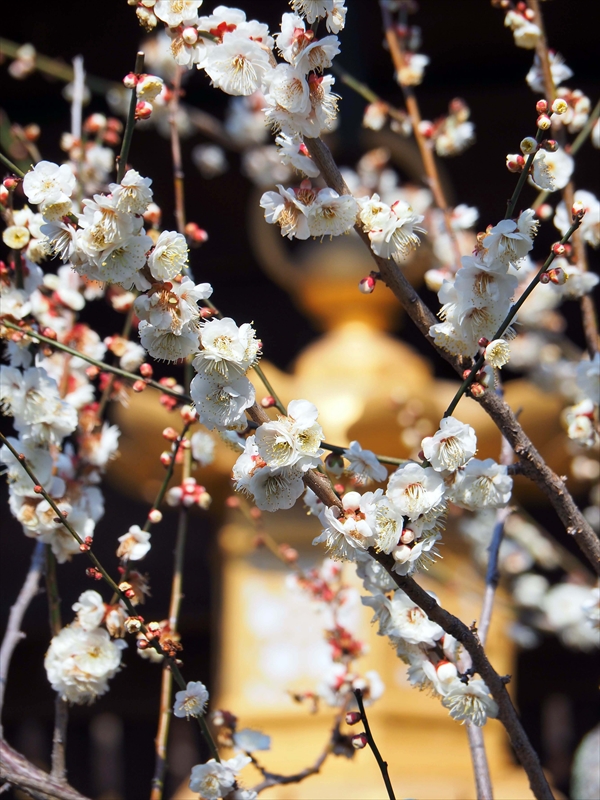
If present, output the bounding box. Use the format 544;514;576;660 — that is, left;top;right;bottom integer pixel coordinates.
162;427;179;441
478;337;490;348
135;101;153;121
393;544;412;563
552;242;566;256
539;272;550;284
542;139;558;152
506;154;523;172
125;617;142;634
123;72;138;89
358;275;376;294
148;508;163;524
160;451;173;467
551;98;568;115
261;395;276;408
519;136;538;155
535;100;548;115
536;114;552;130
23;123;41;142
140;362;153;378
351;734;368;750
345;712;362;725
436;661;458;681
469;383;486;397
182;26;199;45
548;267;567;285
417;120;434;138
0;185;9;205
132;380;147;392
572;200;586;218
2;177;19;190
536;203;553;221
400;529;415;544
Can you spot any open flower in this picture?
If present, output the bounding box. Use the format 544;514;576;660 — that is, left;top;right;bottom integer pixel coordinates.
189;755;251;799
421;417;477;473
386;463;445;520
116;525;151;561
173;680;209;719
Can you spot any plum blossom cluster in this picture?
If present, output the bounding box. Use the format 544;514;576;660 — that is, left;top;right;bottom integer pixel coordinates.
45;589;128;704
430;208;540;361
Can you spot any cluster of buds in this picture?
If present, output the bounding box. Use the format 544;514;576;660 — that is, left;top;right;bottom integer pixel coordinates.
82;114;123;147
464;363;494;396
502;3;541;50
184;222;209;247
166;477;212;509
326;625;366;662
158;376;184;411
122;70;165;121
117;568;150;605
419;98;474;157
127;0;159;31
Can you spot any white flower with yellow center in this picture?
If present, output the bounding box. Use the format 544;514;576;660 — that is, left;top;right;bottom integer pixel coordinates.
313;490;377;560
194;317;260;380
190;373;255;431
22;160;76;206
481;211;538;267
530;148;574;192
204;34;273;97
2;226;30;250
154;0;203;27
441;677;499;726
148;230;188;281
422;417;477;473
451;458;513;510
117;525;151;561
386;463;445;521
44;625;125;705
189;755;251;800
255;399;324;471
366;200;425;262
290;0;333;23
173;680;209;718
363;588;444;646
72;590;106;632
307;188;358;237
139;319;200;362
110;169;153;215
484;338;511;368
263;63;310;114
248;464;306;511
343;440;388;484
260;184;313;240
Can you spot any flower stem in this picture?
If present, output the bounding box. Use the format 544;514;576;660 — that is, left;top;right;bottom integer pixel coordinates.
143;422;191;533
353;688;396;800
0;151;26;178
443;216;583;418
504;127;545;220
116;51;144;183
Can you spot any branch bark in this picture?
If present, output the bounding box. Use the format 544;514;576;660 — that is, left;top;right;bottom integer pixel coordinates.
303;135;600;575
0;739;90;800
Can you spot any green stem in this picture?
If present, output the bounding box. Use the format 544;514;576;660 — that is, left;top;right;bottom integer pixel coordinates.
443;217;583;418
353;689;396;800
252;363;286;415
0;431;220;762
0;151;26;178
116;51;144;183
143;422;191;533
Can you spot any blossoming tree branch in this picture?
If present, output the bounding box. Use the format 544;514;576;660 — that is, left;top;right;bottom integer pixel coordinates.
0;1;598;799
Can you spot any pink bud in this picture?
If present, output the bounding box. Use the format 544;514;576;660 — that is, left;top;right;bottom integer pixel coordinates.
536;203;553;220
0;185;8;204
470;383;486;397
160;451;172;467
123;72;139;89
358;276;376;294
182;26;199;45
135;101;153;121
261;395;276;408
345;712;362;725
478;337;490;348
3;177;19;190
539;272;550;284
162;427;179;441
417;120;434;138
132;380;147;392
180;404;197;423
552;242;566;256
140;362;153;378
542;139;558;152
351;734;368;750
572;200;586;218
148;508;163;524
535;99;548;114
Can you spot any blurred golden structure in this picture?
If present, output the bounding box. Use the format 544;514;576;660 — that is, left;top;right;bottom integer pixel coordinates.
111;206;567;800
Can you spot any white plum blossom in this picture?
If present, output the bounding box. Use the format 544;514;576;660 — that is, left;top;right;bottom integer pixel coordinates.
148;230;189;281
109;169;153;215
275;133;320;177
233;728;271;753
0;437;54;497
204;34;273;97
386;463;445;521
190;373;255;431
290;1;333;24
363;589;444;646
307;189;358;237
343;440;388;484
530;148;574;191
451;458;513;510
72;590;105;632
576;353;600;404
194;317;260;379
541;583;600;651
441;677;499;726
526;52;573;94
485;338;511;368
265;72;339;138
313;491;377;560
190;431;216;466
481;210;538;267
255;399;324;471
173;680;209;718
422;417;477;473
45;626;125;704
134;277;210;335
359;195;425;262
260;183;312;239
22;160;76;206
189;755;251;800
154;0;203;27
138;319;200;362
116;525;151;561
247;464;306;511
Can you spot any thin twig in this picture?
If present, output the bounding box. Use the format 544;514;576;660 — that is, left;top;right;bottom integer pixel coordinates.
0;152;25;178
143;422;191;533
379;2;462;270
354;688;396;800
302;135;600;573
116;52;144;183
0;540;45;736
70;56;85;145
169;67;186;234
0;433;221;763
45;548;68;783
466;725;494;800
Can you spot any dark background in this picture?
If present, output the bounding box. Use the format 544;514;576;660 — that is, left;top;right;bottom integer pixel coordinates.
1;1;599;797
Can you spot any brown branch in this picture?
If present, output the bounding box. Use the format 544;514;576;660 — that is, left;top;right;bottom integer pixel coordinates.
303;135;600;574
0;739;90;800
368;551;555;800
0;540;45;736
526;0;556;103
467;724;494;800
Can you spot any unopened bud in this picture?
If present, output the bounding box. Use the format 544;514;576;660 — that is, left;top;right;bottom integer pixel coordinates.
535;99;548;114
140;362;153;377
182;26;199;45
125;617;142;633
417;120;434;138
351;733;368;750
334;483;345;495
160;451;173;467
148;508;163;523
135;101;153;121
85;365;100;379
180;404;197;423
123;72;138;89
551;98;568;115
548;267;567;285
478;337;490;348
132;379;147;392
469;383;486;397
260;395;276;408
536;114;552;130
137;638;149;649
345;712;362;725
572;200;586;218
542;139;558;152
23;124;41;142
250;507;262;520
79;543;90;552
400;529;415;544
3;177;19;190
520;136;538;155
162;427;179;441
539;272;550;284
34;484;43;493
358;275;376;294
552;242;566;256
